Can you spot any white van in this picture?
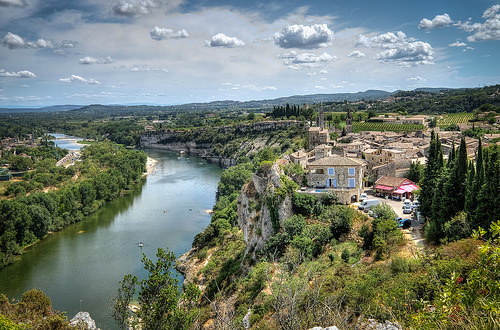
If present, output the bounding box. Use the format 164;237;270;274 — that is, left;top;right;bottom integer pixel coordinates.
358;199;379;211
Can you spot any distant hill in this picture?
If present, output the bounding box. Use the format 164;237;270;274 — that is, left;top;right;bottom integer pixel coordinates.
131;89;394;112
0;88;465;113
0;105;83;114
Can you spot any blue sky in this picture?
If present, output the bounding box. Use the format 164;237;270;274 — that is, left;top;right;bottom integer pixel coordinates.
0;0;499;107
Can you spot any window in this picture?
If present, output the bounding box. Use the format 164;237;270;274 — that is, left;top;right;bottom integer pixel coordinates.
348;178;355;188
328;168;335;175
348;167;355;176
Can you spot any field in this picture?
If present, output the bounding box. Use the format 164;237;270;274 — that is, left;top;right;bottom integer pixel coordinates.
436;113;474;127
352;122;424;132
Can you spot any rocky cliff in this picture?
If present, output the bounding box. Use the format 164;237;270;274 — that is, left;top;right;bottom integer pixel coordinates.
140;120;306;168
237;162;293;258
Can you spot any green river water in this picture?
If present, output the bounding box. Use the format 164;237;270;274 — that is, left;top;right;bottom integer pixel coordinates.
0;148;223;329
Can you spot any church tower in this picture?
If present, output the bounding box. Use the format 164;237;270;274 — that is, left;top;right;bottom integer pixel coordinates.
346;108;353;133
318;106;325;130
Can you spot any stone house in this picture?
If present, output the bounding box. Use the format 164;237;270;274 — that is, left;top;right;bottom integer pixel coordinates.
305;155;364;204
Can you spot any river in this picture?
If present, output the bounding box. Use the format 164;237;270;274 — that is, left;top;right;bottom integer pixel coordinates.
0;143;223;329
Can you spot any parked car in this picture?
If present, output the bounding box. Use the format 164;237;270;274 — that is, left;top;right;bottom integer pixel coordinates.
358;199;379;211
360;193;368;202
403;204;413;214
402;199;411;208
412;201;420;210
398;218;412;229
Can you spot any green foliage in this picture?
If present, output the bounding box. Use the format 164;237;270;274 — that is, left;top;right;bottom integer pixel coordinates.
0;143;147;269
406;161;424;184
319;205;354;239
282;215;306;237
0;289;68;329
216;162;253;201
292;192;317;216
113;248;199;330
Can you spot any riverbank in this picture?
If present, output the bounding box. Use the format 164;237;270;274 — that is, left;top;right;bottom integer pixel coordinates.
144;156;158;176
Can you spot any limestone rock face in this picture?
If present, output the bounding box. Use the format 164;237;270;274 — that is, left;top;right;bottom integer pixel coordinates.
69;312;99;330
237;163;293;257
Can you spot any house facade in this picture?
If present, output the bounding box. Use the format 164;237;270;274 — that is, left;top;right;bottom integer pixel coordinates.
305;155;364;204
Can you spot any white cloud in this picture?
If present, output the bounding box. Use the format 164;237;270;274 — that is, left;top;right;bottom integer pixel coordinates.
27;38;54;49
274;24;333;49
61;40;78;48
79;56;115;64
458;4;500;41
0;0;25;7
355;31;408;48
59;75;101;84
418;13;452;29
376;41;434;66
206;33;245;47
130;65;168;72
0;69;36;78
449;41;467;47
150;26;189;40
348;50;365;58
278;51;336;70
112;0;162;17
407;76;427;82
1;32;25;49
1;32;54;49
222;83;277;91
356;31;434;66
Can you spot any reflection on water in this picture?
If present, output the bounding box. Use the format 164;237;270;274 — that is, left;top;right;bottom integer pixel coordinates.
0;149;222;329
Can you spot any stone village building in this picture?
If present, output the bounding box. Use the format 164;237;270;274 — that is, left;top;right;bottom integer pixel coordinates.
305;155;364;204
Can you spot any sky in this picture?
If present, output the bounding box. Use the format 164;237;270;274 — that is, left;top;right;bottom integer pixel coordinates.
0;0;499;107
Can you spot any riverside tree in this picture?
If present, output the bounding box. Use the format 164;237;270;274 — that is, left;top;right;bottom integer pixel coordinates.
112;248;200;330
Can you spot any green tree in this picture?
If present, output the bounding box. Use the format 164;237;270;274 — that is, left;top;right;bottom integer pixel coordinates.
420;131;444;220
111;274;138;330
113;248;198;330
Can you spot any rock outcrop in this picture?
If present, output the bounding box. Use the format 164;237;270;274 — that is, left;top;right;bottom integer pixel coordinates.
237;162;293;258
69;312;99;330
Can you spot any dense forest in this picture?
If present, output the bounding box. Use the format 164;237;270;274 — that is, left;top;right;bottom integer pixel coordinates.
0;142;146;268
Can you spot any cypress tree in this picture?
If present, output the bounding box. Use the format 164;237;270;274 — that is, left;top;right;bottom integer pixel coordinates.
420;132;444;219
472;145;500;230
447;142;456;166
426;167;450;243
464;160;476;215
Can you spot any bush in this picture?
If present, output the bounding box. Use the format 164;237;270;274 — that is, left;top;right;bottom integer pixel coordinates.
341;248;350;263
292;192;317;216
283;215;306;237
320;205;354;239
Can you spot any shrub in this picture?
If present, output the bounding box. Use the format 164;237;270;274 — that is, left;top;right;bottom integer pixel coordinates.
292;192;317;216
283;215;306;237
341;248;350;263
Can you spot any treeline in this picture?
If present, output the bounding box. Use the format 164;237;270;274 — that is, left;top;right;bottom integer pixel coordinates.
420;132;500;243
0;142;146;268
270;104;314;120
370;85;500;114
